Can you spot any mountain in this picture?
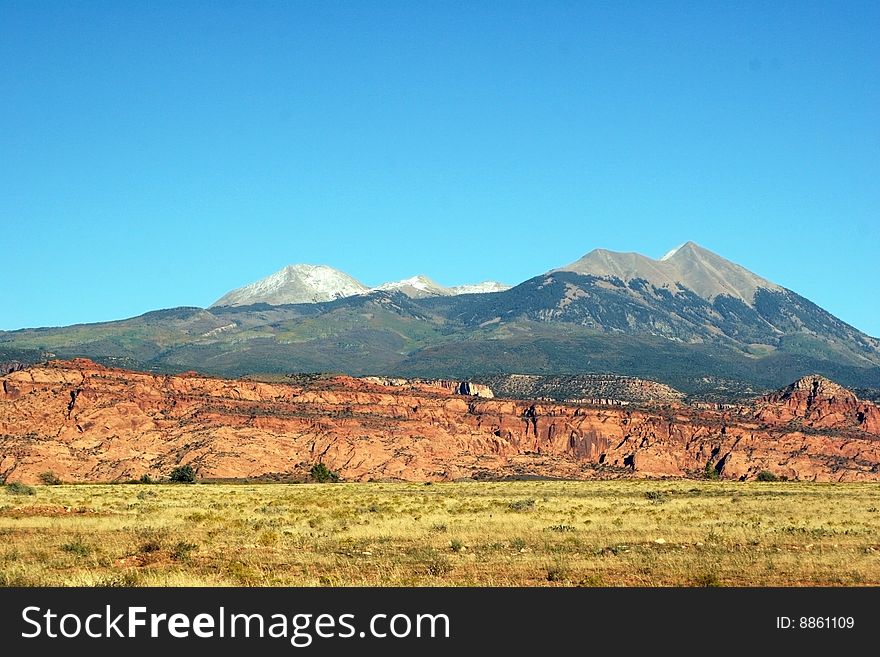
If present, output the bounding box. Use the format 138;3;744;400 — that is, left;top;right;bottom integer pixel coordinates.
558;241;782;304
449;281;511;295
212;266;511;305
2;242;879;397
370;275;450;299
371;275;511;298
211;264;368;307
425;241;880;368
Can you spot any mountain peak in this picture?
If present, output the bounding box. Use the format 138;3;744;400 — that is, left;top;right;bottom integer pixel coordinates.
659;243;687;261
659;241;706;261
211;264;368;307
371;275;511;298
779;374;857;401
757;374;880;433
449;281;511;295
371;275;448;298
558;242;781;305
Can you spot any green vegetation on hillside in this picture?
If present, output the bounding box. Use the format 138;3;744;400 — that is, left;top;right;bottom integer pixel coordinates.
3;275;879;397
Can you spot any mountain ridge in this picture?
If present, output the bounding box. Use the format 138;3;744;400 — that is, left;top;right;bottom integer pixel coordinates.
211;266;511;307
557;241;783;304
2;242;878;398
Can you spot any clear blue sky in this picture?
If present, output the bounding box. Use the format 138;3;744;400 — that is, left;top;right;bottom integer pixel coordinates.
2;1;878;335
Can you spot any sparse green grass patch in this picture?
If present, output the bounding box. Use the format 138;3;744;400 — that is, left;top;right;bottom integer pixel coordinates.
60;538;92;557
6;483;35;496
507;498;536;512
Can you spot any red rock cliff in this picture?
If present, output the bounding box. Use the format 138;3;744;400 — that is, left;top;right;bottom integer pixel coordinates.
1;360;878;483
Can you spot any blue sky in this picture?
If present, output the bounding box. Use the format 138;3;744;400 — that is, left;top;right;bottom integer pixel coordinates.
2;1;878;335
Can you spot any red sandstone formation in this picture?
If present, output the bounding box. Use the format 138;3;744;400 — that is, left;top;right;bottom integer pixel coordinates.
756;374;880;434
1;360;878;484
360;376;494;398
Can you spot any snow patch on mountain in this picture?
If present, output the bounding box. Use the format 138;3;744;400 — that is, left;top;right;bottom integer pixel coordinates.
660;243;686;261
213;267;511;307
211;264;369;307
372;276;510;298
372;275;448;297
449;281;511;295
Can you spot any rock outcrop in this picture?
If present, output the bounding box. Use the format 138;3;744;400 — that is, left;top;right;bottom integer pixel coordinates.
756;374;880;434
475;373;684;405
0;361;27;376
1;360;879;484
360;377;494;398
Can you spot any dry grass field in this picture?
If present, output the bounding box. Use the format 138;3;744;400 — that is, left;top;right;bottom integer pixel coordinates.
1;480;879;586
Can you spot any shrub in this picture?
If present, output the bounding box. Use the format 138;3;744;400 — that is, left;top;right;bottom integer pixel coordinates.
546;562;569;582
756;470;779;482
450;538;464;552
6;482;35;496
169;465;196;483
310;463;339;483
510;537;527;551
425;554;453;576
578;573;605;587
60;539;91;557
139;474;155;484
38;471;61;485
644;491;668;503
171;541;198;562
704;460;720;480
507;498;536;512
695;572;722;587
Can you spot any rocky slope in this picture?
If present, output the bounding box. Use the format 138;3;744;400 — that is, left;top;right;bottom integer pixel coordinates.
558;241;783;305
756;374;880;434
434;245;880;368
2;360;879;485
474;373;685;405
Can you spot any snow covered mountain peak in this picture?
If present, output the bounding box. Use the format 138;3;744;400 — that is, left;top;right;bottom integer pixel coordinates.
211;264;369;307
212;266;510;307
449;281;511;295
371;275;449;298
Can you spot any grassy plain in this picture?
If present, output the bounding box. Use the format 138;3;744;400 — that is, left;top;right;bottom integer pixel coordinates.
1;480;878;586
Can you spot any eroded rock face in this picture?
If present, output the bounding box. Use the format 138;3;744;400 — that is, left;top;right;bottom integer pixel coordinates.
475;373;683;405
757;375;880;434
454;381;494;398
360;377;494;398
0;361;27;376
1;360;878;484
